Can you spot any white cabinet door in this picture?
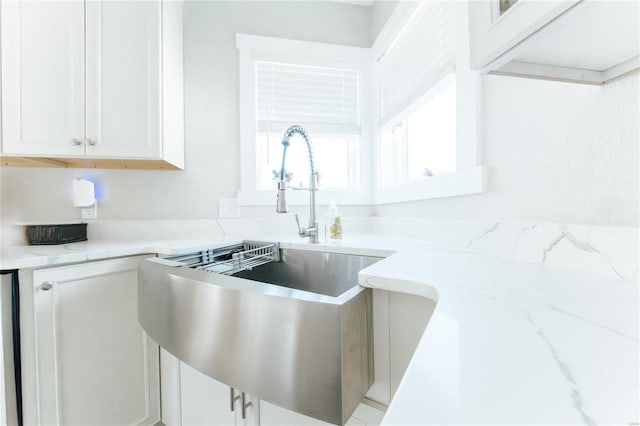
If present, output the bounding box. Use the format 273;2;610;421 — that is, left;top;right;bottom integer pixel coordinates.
180;362;259;426
468;0;579;70
30;257;160;426
259;401;330;426
85;1;162;159
0;0;183;169
260;400;383;426
0;1;85;156
180;363;237;426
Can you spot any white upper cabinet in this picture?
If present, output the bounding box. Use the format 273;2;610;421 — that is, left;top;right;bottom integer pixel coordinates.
0;0;184;169
1;1;86;156
469;0;640;84
84;1;162;159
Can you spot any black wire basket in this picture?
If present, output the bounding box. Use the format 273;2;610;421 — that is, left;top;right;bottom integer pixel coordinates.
26;223;88;245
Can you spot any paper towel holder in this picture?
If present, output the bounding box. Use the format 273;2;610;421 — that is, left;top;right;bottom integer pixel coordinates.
73;178;98;219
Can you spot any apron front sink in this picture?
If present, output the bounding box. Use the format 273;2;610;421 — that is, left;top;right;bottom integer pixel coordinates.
138;244;382;425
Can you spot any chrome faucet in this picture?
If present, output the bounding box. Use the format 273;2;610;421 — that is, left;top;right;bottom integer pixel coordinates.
275;125;319;244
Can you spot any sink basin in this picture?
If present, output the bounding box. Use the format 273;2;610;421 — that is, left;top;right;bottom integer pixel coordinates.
233;248;377;297
138;245;382;425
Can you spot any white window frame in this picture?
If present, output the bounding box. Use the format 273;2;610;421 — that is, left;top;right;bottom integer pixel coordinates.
236;34;373;206
372;2;486;204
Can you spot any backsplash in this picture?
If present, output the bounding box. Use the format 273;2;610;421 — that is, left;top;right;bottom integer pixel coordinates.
6;216;637;281
369;217;638;282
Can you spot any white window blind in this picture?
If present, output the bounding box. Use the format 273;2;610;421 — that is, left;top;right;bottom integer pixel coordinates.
378;1;456;126
256;61;360;136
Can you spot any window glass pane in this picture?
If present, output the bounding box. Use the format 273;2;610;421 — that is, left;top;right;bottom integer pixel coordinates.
407;78;456;179
255;60;361;191
378;1;456;124
258;133;356;190
256;61;360;136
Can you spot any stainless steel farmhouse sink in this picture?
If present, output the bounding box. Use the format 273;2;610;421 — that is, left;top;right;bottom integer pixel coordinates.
138;241;382;425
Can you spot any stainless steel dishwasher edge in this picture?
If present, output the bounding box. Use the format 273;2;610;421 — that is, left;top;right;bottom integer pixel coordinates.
138;242;381;426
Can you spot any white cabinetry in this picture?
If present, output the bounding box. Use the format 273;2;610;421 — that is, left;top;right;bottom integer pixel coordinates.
260;400;383;426
470;0;640;84
469;0;578;70
84;1;162;160
163;355;383;426
0;1;85;157
0;0;184;169
180;362;259;426
19;256;160;426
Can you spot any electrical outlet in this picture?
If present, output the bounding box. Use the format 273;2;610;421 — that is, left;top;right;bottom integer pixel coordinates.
81;205;98;220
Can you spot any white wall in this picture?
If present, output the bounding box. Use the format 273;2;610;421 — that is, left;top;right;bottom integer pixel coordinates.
1;1;637;229
374;73;640;227
0;1;373;223
370;1;397;42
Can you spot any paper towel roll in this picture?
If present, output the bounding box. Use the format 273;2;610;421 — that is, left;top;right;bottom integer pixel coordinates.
73;178;96;207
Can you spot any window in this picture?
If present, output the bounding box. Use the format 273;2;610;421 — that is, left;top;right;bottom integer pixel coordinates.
255;61;360;190
380;74;456;187
373;2;485;203
378;2;456;126
236;34;372;206
407;77;456;179
236;6;484;207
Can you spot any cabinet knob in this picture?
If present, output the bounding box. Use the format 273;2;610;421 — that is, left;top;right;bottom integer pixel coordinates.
85;139;96;146
71;138;83;146
40;281;54;291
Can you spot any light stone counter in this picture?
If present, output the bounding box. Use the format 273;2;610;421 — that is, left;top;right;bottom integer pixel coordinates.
0;233;427;270
0;239;239;270
359;248;638;425
0;228;637;425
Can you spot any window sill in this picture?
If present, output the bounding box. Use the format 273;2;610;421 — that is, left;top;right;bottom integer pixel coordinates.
237;188;372;207
374;166;486;204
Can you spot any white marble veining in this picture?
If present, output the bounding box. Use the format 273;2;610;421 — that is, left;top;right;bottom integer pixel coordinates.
1;220;638;425
3;217;636;280
369;217;639;281
359;249;639;425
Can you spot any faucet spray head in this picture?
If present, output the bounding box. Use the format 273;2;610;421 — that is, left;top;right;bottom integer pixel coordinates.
276;136;291;214
276;180;288;213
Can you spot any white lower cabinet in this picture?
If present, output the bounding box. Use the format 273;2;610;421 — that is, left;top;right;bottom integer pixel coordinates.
180;363;259;426
20;256;160;426
259;400;383;426
170;355;383;426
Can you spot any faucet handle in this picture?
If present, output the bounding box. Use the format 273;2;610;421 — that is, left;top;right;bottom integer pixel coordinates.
294;214;306;237
272;169;293;183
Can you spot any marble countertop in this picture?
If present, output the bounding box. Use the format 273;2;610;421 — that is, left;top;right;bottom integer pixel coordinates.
0;239;233;270
0;234;431;270
360;248;639;425
1;234;638;424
